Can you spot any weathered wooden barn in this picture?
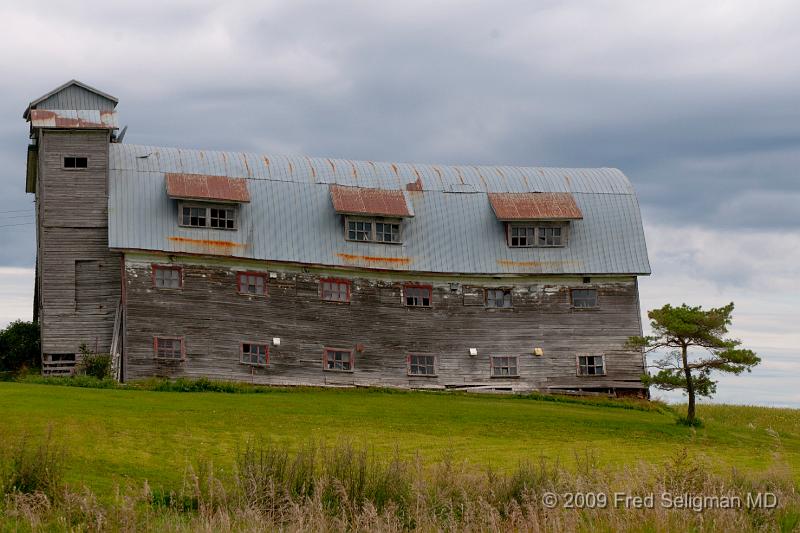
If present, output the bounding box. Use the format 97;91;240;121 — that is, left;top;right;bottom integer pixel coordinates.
24;80;651;394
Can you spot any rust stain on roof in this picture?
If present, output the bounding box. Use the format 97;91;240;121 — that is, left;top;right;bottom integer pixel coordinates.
350;161;358;178
330;184;412;217
406;176;423;192
337;253;412;266
488;192;582;221
166;173;251;203
288;161;294;175
328;159;336;173
241;154;252;178
391;164;399;176
29;109;116;129
168;236;246;250
304;156;317;178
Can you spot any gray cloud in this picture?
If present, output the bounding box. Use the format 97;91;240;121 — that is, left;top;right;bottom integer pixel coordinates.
0;1;798;402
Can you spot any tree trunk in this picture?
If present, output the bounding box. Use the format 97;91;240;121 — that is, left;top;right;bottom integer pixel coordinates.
682;344;695;423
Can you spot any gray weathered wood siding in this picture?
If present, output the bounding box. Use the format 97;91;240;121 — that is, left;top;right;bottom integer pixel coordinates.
123;256;645;392
36;130;120;356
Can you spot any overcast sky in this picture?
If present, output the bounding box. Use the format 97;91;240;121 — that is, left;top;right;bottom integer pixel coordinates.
0;1;797;406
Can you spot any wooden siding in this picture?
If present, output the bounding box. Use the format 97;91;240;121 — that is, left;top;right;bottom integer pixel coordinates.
36;130;120;357
123;259;645;392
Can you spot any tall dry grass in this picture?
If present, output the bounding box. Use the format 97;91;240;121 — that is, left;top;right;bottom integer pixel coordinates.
1;433;798;532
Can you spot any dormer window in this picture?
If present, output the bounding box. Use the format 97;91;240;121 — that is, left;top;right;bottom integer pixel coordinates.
507;223;567;248
345;216;401;243
329;184;413;244
488;192;582;249
179;202;237;230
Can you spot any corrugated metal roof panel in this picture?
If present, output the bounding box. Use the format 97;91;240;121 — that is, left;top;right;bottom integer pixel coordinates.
29;109;118;129
23;80;118;118
166;173;251;203
488;192;583;221
108;144;651;275
330;185;413;217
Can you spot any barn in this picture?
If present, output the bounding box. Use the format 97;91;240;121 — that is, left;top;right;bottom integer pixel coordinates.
23;80;651;395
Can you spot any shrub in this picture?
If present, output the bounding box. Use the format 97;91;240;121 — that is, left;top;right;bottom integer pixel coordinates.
2;429;64;499
0;321;40;372
77;344;112;379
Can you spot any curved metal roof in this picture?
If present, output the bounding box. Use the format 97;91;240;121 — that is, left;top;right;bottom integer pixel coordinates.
109;144;651;275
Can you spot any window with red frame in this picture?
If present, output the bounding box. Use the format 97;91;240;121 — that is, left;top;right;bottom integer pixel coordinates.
241;343;269;366
320;279;350;302
324;348;353;371
154;336;183;359
237;272;268;296
404;285;431;307
153;265;182;289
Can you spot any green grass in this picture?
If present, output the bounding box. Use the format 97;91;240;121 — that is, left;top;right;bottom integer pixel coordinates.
0;382;797;496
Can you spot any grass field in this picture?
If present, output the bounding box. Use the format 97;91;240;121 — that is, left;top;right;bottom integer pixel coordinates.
1;381;798;496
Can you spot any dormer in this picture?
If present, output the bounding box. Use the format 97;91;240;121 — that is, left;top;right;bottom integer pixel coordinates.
488;192;583;248
329;184;414;244
166;173;251;231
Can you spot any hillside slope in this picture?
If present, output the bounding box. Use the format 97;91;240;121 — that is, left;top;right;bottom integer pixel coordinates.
0;382;797;493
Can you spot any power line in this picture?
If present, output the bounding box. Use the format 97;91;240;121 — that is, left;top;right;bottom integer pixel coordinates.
0;214;35;220
0;208;35;214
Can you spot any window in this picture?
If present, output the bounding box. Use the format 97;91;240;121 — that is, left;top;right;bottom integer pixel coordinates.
321;279;350;302
63;156;88;169
153;265;182;289
375;222;400;243
486;289;512;308
324;348;353;371
577;355;605;376
508;223;567;247
210;207;236;229
538;226;563;246
509;225;535;247
571;288;598;309
237;272;267;296
179;203;237;230
408;354;436;376
241;343;269;366
347;219;372;241
404;285;431;307
491;356;519;377
345;217;401;243
154;337;184;360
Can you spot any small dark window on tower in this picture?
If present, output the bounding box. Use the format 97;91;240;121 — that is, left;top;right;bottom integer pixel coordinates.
404;285;432;307
63;156;88;169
